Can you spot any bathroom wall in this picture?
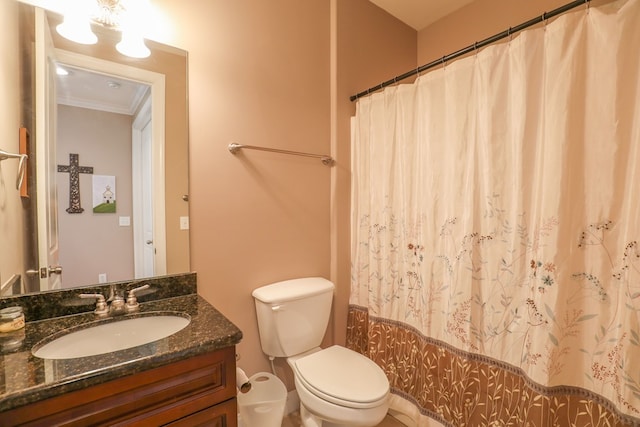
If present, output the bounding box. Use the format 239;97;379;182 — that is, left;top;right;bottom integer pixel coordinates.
151;0;416;386
0;1;26;295
333;0;417;347
154;0;331;384
56;105;134;287
149;0;622;397
417;0;615;64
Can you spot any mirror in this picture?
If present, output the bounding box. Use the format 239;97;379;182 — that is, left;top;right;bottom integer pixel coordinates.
0;0;189;295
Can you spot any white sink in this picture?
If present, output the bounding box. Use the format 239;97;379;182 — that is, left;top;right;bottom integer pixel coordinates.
32;314;190;360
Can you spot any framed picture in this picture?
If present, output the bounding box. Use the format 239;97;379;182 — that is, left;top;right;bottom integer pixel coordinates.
92;175;116;213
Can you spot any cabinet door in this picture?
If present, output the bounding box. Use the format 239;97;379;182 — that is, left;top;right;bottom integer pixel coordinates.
164;397;237;427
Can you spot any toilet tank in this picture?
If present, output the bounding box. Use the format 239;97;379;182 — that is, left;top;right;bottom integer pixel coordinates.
252;277;335;358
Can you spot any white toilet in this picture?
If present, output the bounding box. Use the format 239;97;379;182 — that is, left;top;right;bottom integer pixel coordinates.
252;277;390;427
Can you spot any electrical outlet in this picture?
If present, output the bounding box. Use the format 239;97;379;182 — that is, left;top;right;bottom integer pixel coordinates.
180;216;189;230
98;273;107;283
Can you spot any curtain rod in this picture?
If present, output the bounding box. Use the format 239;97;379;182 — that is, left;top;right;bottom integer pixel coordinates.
350;0;591;102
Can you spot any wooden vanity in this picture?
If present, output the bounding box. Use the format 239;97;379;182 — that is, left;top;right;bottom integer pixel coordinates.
2;346;236;426
0;275;242;427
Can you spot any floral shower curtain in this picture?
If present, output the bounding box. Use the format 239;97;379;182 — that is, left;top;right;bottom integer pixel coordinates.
347;0;640;425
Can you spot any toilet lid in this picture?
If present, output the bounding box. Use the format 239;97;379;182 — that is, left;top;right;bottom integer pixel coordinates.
294;346;389;407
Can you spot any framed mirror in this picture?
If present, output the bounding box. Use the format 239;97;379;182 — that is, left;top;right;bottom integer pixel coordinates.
0;0;189;296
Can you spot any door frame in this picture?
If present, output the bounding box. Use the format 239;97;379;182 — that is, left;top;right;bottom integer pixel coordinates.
35;7;61;291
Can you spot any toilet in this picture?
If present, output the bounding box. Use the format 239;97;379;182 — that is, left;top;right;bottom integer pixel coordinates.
252;277;390;427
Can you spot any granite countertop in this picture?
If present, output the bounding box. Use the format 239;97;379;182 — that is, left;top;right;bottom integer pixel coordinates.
0;273;242;413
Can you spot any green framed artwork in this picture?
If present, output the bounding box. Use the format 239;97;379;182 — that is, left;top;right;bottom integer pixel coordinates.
92;175;116;213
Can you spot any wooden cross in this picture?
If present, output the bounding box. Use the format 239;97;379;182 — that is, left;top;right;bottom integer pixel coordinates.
58;153;93;214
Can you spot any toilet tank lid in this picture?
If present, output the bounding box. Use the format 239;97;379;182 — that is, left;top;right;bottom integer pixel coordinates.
252;277;335;304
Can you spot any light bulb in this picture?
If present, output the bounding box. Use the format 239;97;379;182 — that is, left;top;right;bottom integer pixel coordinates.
56;0;97;45
116;31;150;58
116;0;151;58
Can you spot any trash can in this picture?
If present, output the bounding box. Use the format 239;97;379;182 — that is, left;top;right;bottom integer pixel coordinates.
237;372;287;427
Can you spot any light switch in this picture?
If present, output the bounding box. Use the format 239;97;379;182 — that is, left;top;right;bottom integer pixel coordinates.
119;216;131;226
180;216;189;230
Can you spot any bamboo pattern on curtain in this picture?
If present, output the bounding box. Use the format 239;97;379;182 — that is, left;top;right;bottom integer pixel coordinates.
348;0;640;425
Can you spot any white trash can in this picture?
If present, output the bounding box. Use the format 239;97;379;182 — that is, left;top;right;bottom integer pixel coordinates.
237;372;287;427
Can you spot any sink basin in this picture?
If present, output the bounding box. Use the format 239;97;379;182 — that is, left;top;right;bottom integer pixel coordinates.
32;314;190;360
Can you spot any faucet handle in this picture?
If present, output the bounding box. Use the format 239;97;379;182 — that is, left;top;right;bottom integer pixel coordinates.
79;293;109;316
125;284;150;312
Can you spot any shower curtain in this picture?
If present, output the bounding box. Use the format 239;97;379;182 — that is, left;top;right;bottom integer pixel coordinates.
347;0;640;425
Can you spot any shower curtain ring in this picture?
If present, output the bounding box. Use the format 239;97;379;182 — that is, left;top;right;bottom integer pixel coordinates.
541;11;548;30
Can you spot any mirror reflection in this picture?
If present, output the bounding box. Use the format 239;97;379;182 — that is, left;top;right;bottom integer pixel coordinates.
0;0;190;296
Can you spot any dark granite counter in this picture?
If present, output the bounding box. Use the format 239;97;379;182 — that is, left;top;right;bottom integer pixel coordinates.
0;273;242;413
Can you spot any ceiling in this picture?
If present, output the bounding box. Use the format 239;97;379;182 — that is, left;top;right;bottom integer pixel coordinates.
369;0;476;31
56;64;149;116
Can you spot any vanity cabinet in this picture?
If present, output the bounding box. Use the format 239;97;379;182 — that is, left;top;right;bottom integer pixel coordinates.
2;346;237;427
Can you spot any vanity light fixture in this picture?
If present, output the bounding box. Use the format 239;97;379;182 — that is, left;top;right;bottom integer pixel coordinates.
56;0;98;45
116;30;151;58
115;0;151;58
56;0;151;59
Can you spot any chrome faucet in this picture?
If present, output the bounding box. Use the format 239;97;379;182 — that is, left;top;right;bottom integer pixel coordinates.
109;292;126;316
125;284;150;313
78;293;109;316
79;284;150;317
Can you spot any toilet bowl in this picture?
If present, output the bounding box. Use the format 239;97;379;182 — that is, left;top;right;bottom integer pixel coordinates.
288;346;389;427
252;277;390;427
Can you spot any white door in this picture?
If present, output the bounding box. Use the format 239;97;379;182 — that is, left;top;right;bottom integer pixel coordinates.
35;7;62;291
132;97;156;278
141;115;155;276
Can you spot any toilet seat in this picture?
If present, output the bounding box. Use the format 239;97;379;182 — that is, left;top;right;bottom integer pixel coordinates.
292;345;389;409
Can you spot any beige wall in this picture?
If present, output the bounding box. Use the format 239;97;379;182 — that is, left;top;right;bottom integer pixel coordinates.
151;0;416;387
417;0;612;64
154;0;331;385
0;1;26;295
157;0;615;389
333;0;417;347
56;105;134;287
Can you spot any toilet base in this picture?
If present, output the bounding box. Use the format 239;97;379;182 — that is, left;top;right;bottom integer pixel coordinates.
300;403;350;427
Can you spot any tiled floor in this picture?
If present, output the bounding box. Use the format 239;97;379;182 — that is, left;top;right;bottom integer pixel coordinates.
281;412;406;427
